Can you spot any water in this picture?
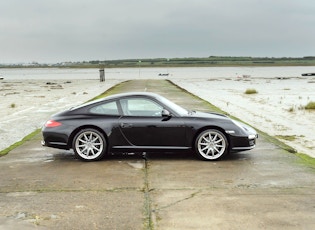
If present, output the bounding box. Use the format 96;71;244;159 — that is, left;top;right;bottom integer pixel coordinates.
1;66;315;80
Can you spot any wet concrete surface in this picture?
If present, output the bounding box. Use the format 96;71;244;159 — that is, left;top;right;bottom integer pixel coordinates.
0;80;315;229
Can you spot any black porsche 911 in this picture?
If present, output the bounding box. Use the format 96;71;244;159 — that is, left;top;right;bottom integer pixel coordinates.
42;92;257;161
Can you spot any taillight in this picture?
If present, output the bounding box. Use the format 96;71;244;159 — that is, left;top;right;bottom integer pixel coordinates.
45;120;62;127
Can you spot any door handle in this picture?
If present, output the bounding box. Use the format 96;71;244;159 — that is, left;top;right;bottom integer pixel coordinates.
120;123;133;128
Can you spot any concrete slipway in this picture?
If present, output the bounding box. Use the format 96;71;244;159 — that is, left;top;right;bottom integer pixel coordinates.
0;80;314;230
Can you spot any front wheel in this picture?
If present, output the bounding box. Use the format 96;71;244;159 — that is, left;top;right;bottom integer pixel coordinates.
195;129;228;160
73;128;107;161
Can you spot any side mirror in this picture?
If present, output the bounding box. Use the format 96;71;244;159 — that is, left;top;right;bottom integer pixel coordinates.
162;109;171;117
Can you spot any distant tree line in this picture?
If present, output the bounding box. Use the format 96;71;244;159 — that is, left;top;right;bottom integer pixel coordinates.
1;56;315;68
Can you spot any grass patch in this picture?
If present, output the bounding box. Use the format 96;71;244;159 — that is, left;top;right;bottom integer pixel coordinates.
296;153;315;168
244;88;258;94
288;107;295;112
0;129;41;156
275;135;297;141
305;101;315;110
256;130;297;154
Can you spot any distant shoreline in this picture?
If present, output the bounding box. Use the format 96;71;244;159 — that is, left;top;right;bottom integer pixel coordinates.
1;66;315;81
1;56;315;68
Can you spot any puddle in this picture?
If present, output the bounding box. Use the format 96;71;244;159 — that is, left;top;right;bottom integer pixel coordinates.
1;148;76;164
127;161;144;169
0;216;47;230
7;191;38;197
43;159;54;163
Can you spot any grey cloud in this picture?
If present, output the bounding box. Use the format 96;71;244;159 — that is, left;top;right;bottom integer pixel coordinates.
0;0;314;63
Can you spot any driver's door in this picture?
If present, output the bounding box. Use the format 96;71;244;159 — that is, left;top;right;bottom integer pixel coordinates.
118;97;186;147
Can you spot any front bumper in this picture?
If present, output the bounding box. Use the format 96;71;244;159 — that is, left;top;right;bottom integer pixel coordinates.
229;133;258;152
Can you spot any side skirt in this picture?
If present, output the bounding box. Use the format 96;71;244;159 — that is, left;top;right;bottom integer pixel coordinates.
111;146;191;152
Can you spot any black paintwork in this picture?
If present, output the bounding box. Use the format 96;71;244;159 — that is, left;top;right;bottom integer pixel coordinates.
42;92;257;154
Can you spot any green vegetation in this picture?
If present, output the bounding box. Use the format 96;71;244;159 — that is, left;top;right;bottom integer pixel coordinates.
10;103;16;108
275;135;297;141
288;106;295;112
1;56;315;68
296;153;315;168
0;129;41;156
244;89;258;94
258;132;297;154
305;101;315;110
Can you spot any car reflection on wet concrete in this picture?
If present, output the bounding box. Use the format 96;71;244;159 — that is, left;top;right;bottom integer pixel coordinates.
1;130;315;229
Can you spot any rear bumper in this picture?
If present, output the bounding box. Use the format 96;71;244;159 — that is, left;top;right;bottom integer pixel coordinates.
41;140;69;150
42;128;71;150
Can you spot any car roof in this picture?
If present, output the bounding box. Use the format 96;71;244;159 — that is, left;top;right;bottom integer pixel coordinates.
104;92;161;100
71;92;162;110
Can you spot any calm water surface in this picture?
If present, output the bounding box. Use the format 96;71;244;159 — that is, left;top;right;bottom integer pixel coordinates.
1;66;315;80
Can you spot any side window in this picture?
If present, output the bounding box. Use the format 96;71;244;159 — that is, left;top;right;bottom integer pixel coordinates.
120;98;163;116
90;101;119;115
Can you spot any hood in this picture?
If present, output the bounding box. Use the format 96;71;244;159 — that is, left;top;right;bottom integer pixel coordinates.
188;111;229;120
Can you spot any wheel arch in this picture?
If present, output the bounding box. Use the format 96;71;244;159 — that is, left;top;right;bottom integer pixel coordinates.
192;126;230;149
68;125;109;150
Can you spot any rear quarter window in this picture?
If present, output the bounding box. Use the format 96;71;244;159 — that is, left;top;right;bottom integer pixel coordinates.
90;101;119;115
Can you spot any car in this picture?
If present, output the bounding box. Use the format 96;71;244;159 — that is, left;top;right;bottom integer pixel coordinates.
42;92;257;161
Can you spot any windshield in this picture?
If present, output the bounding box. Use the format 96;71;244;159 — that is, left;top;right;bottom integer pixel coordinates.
158;96;188;116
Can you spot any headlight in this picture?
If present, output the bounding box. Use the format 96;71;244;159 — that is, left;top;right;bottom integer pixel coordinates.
231;119;257;135
231;119;247;132
248;134;257;139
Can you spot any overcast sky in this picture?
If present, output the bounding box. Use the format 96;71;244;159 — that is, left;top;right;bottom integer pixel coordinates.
1;0;314;63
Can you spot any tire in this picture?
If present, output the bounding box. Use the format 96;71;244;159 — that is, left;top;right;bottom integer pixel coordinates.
72;128;107;161
195;129;228;160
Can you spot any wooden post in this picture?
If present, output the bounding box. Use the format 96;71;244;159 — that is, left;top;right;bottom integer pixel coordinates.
99;68;105;82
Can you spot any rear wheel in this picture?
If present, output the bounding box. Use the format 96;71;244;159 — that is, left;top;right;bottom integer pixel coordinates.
195;129;228;160
73;128;107;161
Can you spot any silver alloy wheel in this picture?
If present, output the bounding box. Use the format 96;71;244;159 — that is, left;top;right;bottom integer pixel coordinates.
74;129;105;160
196;129;227;160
